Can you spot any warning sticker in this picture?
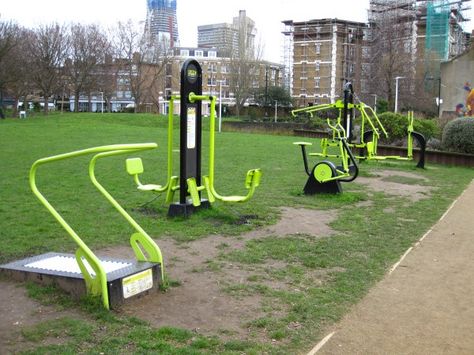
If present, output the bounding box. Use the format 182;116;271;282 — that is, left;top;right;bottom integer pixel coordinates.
187;107;196;149
122;269;153;299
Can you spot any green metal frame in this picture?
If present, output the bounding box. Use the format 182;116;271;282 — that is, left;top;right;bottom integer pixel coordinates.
126;96;179;200
292;102;423;165
188;92;262;204
127;93;261;206
30;143;164;309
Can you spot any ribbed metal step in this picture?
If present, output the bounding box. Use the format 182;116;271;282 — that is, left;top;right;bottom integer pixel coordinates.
0;252;161;308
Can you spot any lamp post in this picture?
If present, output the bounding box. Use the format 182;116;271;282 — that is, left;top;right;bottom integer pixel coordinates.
217;80;224;133
274;100;278;122
394;76;405;113
99;91;104;113
371;94;377;113
426;76;442;117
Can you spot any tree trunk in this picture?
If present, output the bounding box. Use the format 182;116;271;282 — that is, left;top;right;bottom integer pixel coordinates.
74;90;80;112
43;95;49;115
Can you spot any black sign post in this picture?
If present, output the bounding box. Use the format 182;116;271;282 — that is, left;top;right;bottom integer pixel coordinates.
168;59;210;216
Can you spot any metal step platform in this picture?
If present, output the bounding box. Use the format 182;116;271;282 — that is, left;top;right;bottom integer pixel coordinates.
0;252;161;309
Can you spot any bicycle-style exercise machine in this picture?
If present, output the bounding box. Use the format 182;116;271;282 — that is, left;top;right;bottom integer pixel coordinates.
0;144;164;309
125;59;262;217
293;84;359;194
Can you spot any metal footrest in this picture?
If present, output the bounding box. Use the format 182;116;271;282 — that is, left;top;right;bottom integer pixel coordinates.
0;252;161;309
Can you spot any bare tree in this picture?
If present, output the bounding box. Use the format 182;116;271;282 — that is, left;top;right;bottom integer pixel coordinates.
228;12;262;116
65;23;111;112
0;20;22;117
368;2;415;110
28;23;69;115
4;27;34;117
112;20;171;113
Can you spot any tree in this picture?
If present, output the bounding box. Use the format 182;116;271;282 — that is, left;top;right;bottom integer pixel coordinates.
0;20;22;117
253;85;293;107
228;12;262;117
368;3;415;111
65;23;111;112
113;20;171;113
28;23;69;115
4;27;34;117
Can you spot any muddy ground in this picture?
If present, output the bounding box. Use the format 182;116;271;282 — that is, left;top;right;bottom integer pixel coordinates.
0;170;434;352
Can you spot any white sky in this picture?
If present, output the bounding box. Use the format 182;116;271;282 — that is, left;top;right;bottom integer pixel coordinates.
1;0;473;63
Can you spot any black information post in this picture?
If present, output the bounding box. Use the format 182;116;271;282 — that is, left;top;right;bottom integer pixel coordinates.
168;59;210;216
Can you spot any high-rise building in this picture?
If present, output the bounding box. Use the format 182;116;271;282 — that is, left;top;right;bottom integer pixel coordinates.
146;0;179;47
198;10;256;57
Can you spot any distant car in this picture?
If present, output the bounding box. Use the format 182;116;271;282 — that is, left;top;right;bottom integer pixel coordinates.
40;102;56;110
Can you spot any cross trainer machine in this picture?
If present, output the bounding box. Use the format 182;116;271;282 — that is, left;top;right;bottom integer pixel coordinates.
292;83;426;168
0;144;164;309
125;59;262;217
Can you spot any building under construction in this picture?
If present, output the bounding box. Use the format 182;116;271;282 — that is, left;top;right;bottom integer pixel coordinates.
368;0;470;98
283;0;471;111
282;19;369;107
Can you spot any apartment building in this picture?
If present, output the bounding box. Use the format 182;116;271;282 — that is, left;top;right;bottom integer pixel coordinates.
282;18;368;107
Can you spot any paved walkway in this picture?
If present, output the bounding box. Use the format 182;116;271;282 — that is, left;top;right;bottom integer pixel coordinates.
310;179;474;355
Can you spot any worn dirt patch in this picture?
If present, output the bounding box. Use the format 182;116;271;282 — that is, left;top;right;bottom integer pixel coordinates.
0;280;84;353
356;170;433;201
103;207;339;339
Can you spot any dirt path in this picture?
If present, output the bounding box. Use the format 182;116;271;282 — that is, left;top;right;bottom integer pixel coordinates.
314;179;474;355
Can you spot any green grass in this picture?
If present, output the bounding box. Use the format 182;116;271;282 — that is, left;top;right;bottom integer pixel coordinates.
1;113;473;354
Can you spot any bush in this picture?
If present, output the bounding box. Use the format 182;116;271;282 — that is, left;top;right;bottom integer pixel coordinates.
376;112;440;144
413;118;440;141
442;118;474;154
377;112;410;143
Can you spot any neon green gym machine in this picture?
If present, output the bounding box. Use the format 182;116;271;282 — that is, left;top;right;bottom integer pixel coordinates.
0;144;164;309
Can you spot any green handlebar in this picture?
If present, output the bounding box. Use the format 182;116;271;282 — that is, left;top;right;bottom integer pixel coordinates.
29;143;161;309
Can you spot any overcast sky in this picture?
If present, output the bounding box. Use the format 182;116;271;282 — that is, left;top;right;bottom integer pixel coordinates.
1;0;473;63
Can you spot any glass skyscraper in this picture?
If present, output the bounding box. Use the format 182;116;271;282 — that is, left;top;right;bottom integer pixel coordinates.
146;0;179;46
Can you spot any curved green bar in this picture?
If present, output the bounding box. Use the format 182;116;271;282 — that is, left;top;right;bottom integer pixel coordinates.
89;149;164;281
188;93;262;203
29;143;160;309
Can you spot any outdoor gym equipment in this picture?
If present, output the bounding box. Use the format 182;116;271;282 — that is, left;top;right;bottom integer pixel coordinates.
292;83;426;168
0;144;164;309
294;120;359;194
126;59;262;217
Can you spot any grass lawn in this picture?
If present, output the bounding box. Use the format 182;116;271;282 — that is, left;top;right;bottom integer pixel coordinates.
0;112;472;354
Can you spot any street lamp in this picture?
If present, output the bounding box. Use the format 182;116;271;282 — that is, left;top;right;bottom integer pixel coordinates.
370;94;377;113
426;76;442;117
99;91;104;113
274;100;278;123
394;76;405;113
216;80;225;133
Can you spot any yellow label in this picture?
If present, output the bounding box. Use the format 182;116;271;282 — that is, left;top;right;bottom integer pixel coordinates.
122;269;153;299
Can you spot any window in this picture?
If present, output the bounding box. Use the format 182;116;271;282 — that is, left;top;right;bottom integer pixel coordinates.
315;62;320;71
208;51;217;58
207;77;216;86
195;50;204;57
208;64;217;73
362;46;370;59
316;43;321;55
180;49;189;57
221;65;228;73
315;77;320;88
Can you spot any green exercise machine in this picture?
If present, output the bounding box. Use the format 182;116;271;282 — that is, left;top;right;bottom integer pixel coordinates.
126;59;262;217
0;144;164;309
292;83;426;168
293;84;359;194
